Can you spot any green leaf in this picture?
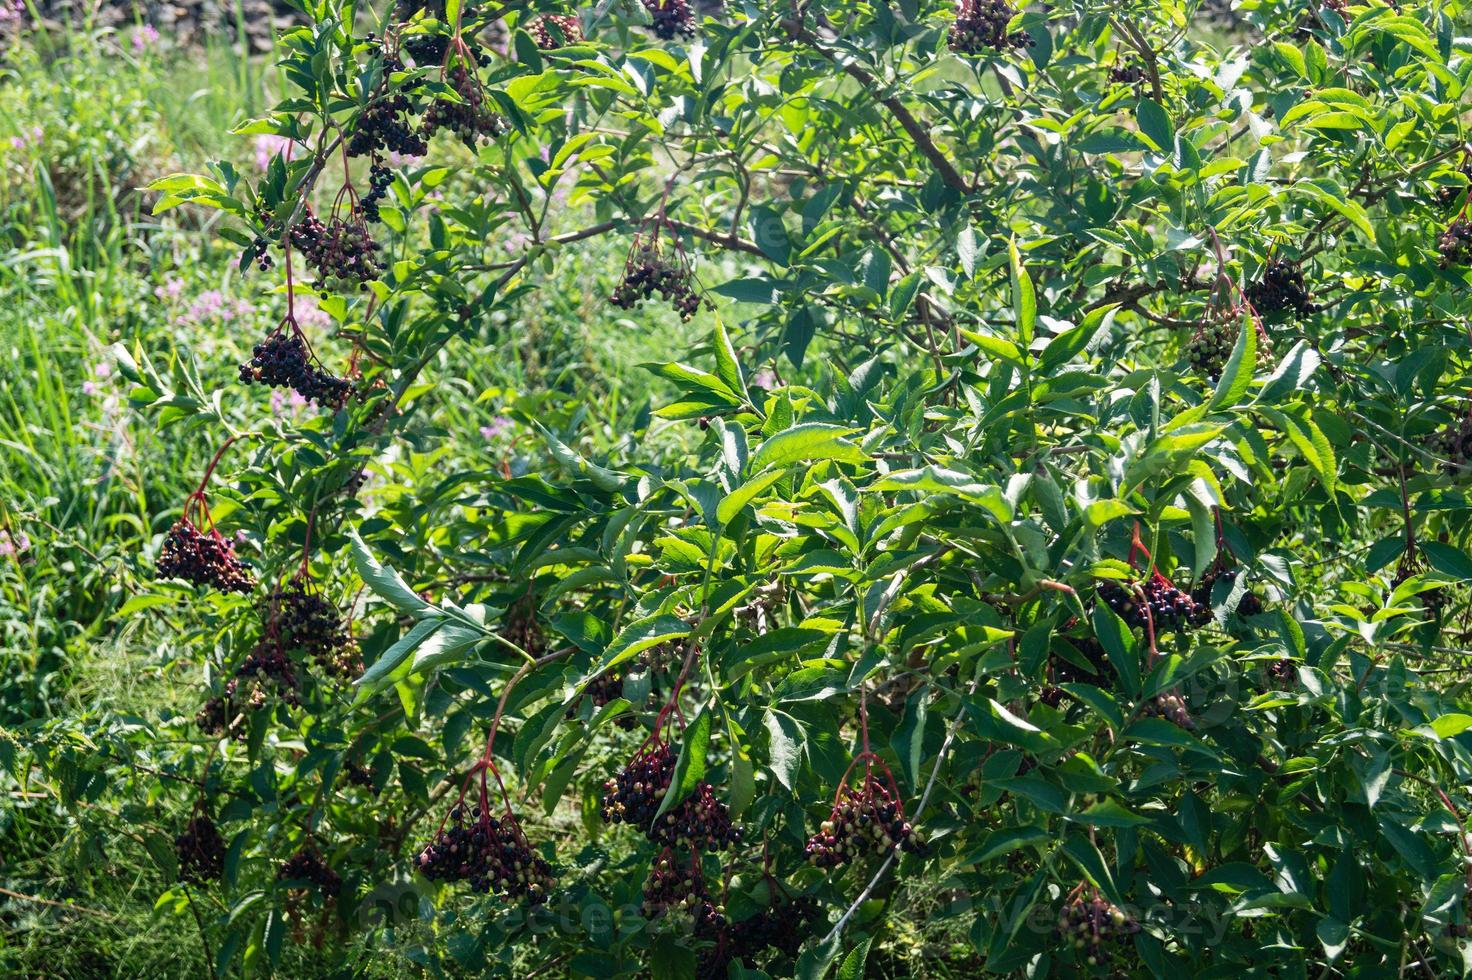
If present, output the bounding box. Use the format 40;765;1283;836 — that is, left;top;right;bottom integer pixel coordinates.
592;615;691;677
1208;309;1256;409
1090;603;1140;697
748;423;867;473
836;937;872;980
1039;305;1115;374
712;320;747;403
1135;98;1175;152
349;531;431;616
355;619;442;695
1008;238;1036;345
656;706;712;819
717;467;788;525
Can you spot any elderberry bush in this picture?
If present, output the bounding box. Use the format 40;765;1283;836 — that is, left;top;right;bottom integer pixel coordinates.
156;521;254;594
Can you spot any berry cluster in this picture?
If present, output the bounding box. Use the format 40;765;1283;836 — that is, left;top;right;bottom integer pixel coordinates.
226;645;301;711
586;670;625;707
804;762;922;869
278;848;342;897
157;520;254;594
1245;260;1321;319
1267;658;1295;686
415;803;557;904
343;760;377;791
948;0;1031;54
195;695;246;740
176;810;226;885
726;894;820;968
238;331;354;409
1185;306;1243;382
1440;219;1472;267
601;742;740;850
423;65;506;148
265;585;361;679
1143;691;1193;729
348;96;428;160
640;852;723;928
1098;576;1210;632
529;13;582;48
1050;637;1113;688
611;241;706;320
1191;565;1265;617
291;212;382;287
601;742;676;830
1393;554;1451;617
642;0;695;40
1109;61;1145;86
360;163;395;224
1057;892;1139;967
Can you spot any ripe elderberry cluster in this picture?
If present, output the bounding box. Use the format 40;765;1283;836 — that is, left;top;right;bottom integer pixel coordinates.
1109;61;1145;86
176;810;226;884
360;163;395;224
264;585;361;679
529;13;582;48
642;0;695;40
1191;565;1265;617
291;212;383;287
1246;260;1321;319
278;848;342;897
195;695;247;740
611;243;706;320
1097;577;1210;632
601;742;740;849
227;646;301;711
948;0;1031;54
725;894;820;969
1057;892;1139;967
804;771;923;869
424;65;506;148
239;331;354;409
157;520;254;594
415;804;556;904
1440;219;1472;267
641;852;723;928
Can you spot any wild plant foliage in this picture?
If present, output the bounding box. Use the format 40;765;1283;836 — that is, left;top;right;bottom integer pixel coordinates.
16;0;1472;975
